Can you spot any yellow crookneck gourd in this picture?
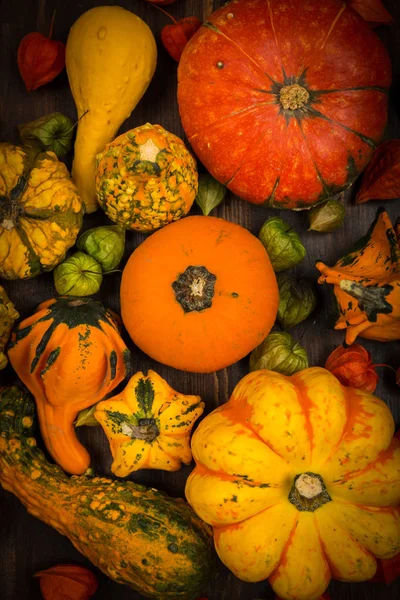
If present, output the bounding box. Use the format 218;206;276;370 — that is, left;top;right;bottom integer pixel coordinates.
95;370;205;477
66;6;157;213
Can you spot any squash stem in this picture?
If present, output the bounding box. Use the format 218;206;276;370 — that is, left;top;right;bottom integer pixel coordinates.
152;4;177;24
48;10;56;39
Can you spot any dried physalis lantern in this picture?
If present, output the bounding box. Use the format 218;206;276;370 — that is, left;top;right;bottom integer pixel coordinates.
35;564;98;600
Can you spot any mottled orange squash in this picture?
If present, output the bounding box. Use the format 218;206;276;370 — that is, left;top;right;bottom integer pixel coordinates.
7;297;132;475
186;367;400;600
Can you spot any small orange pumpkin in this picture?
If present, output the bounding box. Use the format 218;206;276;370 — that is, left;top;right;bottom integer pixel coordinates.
120;216;278;373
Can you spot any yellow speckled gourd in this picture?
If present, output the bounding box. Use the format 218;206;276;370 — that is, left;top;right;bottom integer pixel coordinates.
0;144;83;279
95;124;198;232
0;286;19;369
66;6;157;213
95;370;204;477
186;367;400;600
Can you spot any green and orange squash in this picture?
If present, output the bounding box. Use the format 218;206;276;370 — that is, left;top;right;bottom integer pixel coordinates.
316;208;400;344
95;370;205;476
0;144;84;279
177;0;391;209
7;297;132;475
186;367;400;600
95;123;198;232
0;386;214;599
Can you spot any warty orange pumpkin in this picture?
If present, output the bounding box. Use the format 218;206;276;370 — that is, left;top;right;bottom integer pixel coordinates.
186;367;400;600
177;0;391;209
120;215;278;373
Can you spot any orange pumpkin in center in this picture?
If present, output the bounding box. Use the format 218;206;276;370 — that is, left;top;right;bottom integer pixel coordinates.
121;216;278;372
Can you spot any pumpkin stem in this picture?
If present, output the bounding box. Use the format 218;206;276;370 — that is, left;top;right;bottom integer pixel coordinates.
280;84;310;110
288;472;331;512
172;265;217;313
122;418;160;443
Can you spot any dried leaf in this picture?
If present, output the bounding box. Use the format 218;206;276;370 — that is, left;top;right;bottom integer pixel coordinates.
347;0;393;26
356;140;400;203
35;565;98;600
325;343;379;393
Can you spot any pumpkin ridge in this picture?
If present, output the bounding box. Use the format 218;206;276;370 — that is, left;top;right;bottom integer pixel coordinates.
295;115;332;197
227;114;283;189
320;2;346;51
269;515;300;577
290;375;314;458
189;100;278;145
315;86;389;95
14;220;42;277
202;20;279;87
221;405;290;466
330;437;399;486
193;461;280;490
305;106;377;148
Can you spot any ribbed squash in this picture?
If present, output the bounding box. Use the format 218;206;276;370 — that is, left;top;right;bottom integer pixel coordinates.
95;370;205;476
0;144;84;279
0;386;214;600
0;286;19;370
316;208;400;344
96;124;198;232
66;6;157;213
186;367;400;600
7;297;132;475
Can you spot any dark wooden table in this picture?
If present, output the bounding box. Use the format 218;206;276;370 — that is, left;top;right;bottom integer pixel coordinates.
1;1;400;599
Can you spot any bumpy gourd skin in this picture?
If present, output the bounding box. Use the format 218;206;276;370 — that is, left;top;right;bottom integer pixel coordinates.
7;298;132;475
0;144;84;279
0;286;19;369
95;370;205;476
317;209;400;344
186;367;400;600
0;386;215;600
95;124;198;232
66;6;157;213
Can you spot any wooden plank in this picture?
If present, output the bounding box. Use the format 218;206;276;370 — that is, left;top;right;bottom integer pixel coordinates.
0;0;400;598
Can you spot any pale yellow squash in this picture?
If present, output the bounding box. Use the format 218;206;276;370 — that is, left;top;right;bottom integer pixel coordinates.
66;6;157;213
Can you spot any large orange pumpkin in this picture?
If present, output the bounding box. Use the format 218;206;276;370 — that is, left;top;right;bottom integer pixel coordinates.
177;0;391;209
120;216;278;372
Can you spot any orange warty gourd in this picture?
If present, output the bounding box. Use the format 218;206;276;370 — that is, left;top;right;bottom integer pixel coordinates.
186;367;400;600
7;297;132;475
177;0;391;209
120;216;278;373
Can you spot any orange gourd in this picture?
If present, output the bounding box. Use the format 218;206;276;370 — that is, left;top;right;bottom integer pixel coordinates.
316;209;400;344
120;215;279;373
7;297;132;475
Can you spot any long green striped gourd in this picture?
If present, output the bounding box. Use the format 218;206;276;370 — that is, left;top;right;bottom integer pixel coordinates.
0;386;215;599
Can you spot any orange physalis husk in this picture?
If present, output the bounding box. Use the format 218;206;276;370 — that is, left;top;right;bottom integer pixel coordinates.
325;343;379;393
356;140;400;203
35;564;98;600
347;0;393;27
17;13;65;92
156;6;202;61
